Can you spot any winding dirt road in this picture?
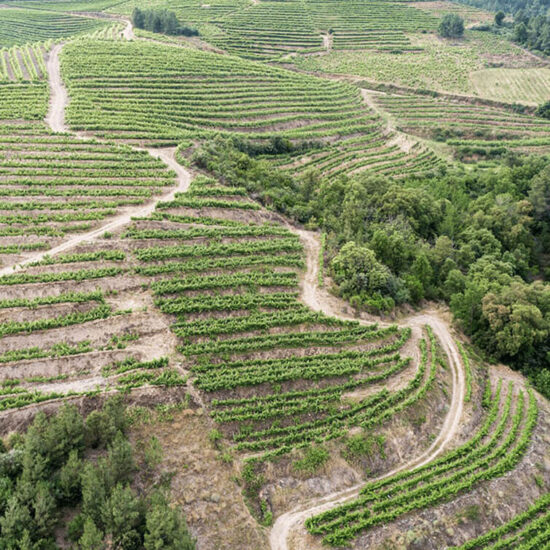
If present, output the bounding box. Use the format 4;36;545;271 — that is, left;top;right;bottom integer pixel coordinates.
269;230;466;550
122;19;134;40
360;89;416;154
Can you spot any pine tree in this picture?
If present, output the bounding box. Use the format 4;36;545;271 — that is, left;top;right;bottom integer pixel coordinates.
81;462;108;527
79;518;105;550
102;484;141;549
144;492;195;550
58;449;82;504
107;431;135;485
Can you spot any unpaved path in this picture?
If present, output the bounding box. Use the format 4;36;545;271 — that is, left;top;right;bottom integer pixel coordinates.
45;44;68;133
361;88;416;154
269;230;466;550
0;39;191;276
322;33;332;52
123;18;134;40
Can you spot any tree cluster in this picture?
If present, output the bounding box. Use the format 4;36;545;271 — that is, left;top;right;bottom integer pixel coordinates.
451;0;549;18
192;136;550;399
0;398;195;550
132;8;199;37
449;0;550;55
512;10;550;55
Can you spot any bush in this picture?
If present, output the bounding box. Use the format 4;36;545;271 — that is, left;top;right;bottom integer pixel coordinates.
293;445;329;473
535;101;550;120
438;14;464;38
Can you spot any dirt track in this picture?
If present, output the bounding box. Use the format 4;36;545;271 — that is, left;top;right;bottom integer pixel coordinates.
269;230;466;550
45;44;68;133
123;19;134;40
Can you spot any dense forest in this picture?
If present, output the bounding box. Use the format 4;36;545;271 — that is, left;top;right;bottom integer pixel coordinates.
457;0;550;55
457;0;550;16
0;398;195;550
192;137;550;400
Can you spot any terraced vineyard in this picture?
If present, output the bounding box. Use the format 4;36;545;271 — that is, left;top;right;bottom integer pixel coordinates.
0;41;49;81
306;379;538;545
450;492;550;549
272;131;444;177
0;159;436;461
0;244;186;413
110;0;437;58
0;7;111;46
374;93;550;158
0;119;176;267
0;82;48;119
304;0;437;51
61;39;378;145
59;39;442;176
109;0;249;26
129;177;435;462
204;1;323;60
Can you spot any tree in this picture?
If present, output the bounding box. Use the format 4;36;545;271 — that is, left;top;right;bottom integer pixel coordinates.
535;100;550;120
438;14;464;38
495;11;505;26
330;242;390;297
58;449;82;504
131;7;144;29
81;462;109;527
102;484;141;549
0;496;32;545
85;410;117;449
481;280;550;359
164;10;180;35
410;253;434;300
32;481;57;540
79;518;105;550
515;22;528;43
43;403;84;469
529;165;550;224
144;492;195;550
107;431;135;485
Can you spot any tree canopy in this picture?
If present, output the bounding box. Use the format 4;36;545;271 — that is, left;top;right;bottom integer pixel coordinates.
438;14;465;38
0;398;195;550
132;8;199;36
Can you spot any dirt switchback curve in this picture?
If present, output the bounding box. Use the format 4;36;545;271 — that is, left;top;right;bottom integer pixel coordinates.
269;230;466;550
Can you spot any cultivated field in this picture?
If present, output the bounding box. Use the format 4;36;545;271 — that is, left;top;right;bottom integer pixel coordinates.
0;1;549;549
374;92;550;159
0;7;111;46
471;67;550;106
295;31;541;95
